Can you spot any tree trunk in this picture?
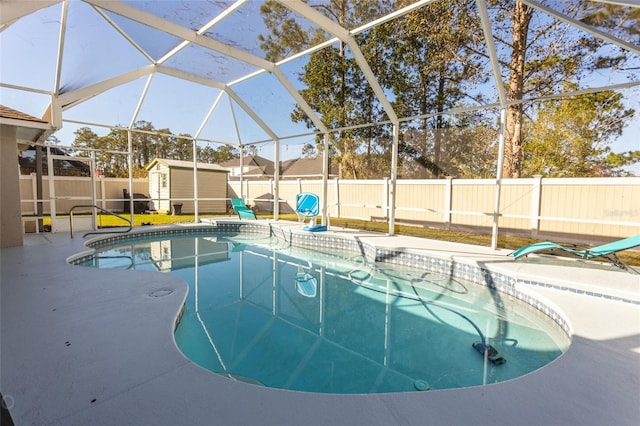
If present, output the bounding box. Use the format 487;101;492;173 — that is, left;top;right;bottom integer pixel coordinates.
504;2;533;178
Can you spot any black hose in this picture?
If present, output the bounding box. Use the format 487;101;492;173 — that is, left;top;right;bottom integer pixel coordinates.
347;268;487;346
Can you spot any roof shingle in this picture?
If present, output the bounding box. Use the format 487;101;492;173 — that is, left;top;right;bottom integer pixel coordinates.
0;105;48;124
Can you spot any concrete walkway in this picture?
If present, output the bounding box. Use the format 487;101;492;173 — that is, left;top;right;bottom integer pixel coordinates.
1;222;639;425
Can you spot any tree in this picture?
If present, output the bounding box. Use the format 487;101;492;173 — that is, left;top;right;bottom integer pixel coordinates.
522;90;635;177
491;1;638;177
579;3;640;57
261;0;637;179
258;1;314;62
260;0;392;178
242;145;259;157
399;111;499;179
502;2;533;178
71;122;217;177
174;134;194;161
211;144;239;163
199;144;238;163
301;143;317;158
368;0;488;178
71;127;126;176
46;134;61;145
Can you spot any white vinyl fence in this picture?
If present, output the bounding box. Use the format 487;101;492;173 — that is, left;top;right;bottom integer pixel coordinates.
20;175;148;215
229;176;640;242
20;174;639;242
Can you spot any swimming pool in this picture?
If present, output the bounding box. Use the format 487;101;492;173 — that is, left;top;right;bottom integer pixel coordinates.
74;224;570;394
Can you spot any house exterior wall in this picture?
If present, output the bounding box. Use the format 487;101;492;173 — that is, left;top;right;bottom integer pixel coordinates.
1;125;23;247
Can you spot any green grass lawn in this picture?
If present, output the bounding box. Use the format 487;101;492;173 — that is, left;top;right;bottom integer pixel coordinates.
54;212;640;267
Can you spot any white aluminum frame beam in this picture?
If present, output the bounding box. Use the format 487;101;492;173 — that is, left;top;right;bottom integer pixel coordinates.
276;0;407;235
87;0;273;70
226;87;279;141
272;67;328;133
594;1;640;6
350;0;439;36
522;0;640;56
476;0;507;107
91;5;156;64
0;0;60;29
86;0;324;146
53;1;68;97
277;0;399;125
57;64;156;108
477;0;508;250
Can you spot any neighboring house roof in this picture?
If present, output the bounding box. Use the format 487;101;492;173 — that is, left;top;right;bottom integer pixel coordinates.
1;104;53;144
218;155;274;176
145;158;228;172
280;157;338;178
219;155;336;179
218;155;271;168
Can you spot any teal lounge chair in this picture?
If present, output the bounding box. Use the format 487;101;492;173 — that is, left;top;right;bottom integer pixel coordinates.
296;193;326;232
510;234;640;271
231;198;256;220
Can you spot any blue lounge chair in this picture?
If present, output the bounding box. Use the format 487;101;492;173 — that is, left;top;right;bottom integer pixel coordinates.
231;198;256;220
296;193;326;232
510;234;640;271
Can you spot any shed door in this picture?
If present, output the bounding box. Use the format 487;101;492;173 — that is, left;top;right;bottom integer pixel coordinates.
149;165;170;212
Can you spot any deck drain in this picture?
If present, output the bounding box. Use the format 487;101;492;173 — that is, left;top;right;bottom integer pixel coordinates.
149;288;174;298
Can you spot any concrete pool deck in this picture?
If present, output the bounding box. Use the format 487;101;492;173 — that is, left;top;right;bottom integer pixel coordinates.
1;221;639;425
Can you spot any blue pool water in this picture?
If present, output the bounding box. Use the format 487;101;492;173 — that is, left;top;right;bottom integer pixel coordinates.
79;232;570;394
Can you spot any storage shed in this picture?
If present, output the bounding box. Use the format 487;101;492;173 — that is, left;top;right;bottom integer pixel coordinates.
145;159;228;214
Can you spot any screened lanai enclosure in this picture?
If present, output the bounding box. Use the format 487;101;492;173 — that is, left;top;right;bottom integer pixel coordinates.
2;1;639;246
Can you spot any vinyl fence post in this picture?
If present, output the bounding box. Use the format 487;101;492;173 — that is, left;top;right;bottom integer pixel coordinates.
334;177;340;219
383;177;389;221
445;176;453;230
531;175;543;239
